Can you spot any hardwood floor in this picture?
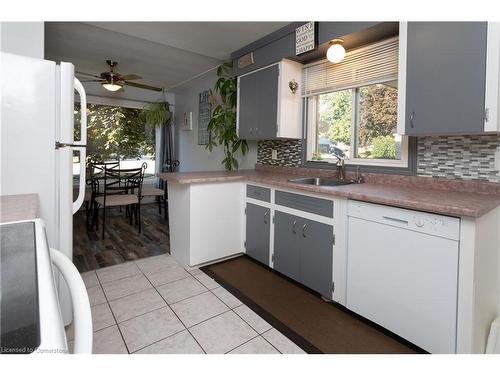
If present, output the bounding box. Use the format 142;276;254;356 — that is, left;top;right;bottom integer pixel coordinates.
73;203;170;272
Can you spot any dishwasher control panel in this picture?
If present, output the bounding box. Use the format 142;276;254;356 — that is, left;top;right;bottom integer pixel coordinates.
348;200;460;241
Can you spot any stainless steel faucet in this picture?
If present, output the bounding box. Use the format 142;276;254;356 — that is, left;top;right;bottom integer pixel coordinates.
355;165;365;184
336;156;345;180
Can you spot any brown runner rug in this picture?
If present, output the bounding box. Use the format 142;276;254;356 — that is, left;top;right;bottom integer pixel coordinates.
202;255;423;354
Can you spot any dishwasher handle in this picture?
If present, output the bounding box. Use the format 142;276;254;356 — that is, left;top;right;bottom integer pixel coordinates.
50;248;93;354
382;216;409;225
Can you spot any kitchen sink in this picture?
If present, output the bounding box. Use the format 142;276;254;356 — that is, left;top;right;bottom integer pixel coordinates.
288;177;355;187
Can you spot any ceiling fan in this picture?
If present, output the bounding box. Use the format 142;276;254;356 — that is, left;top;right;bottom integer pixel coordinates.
76;60;162;92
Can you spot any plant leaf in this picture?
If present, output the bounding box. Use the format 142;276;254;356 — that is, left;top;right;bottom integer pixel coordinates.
206;61;246;171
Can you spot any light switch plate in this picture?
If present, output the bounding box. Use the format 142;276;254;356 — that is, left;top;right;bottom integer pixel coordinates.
495;147;500;170
271;149;278;160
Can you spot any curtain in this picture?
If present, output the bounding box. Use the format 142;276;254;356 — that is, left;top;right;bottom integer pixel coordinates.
156;124;174;187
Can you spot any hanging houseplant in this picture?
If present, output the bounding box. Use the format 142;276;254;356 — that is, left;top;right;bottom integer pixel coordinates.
141;101;172;128
140;101;175;171
206;62;248;170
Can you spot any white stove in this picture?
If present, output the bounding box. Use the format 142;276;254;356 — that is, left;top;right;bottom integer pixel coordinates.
0;219;92;354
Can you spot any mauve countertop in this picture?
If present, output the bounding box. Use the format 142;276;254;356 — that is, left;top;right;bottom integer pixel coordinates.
158;170;500;218
0;194;39;224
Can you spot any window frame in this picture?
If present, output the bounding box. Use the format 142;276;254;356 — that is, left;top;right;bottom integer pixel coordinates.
304;79;412;171
303;93;417;175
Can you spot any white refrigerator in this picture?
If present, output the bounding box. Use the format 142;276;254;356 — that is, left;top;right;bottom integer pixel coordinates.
0;52;87;325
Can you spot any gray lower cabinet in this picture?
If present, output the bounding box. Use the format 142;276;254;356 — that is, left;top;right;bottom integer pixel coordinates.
273;211;301;281
405;22;487;135
274;210;334;298
299;217;334;298
245;203;270;266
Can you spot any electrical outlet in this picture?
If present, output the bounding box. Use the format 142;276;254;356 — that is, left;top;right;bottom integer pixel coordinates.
271;149;278;160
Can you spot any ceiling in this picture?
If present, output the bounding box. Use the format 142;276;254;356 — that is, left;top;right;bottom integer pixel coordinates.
44;22;288;100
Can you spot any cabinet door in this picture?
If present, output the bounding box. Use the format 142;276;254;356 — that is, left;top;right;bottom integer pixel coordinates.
237;64;279;140
255;64;279;139
273;211;300;281
245;203;270;265
238;72;257;139
405;22;487;135
299;217;334;298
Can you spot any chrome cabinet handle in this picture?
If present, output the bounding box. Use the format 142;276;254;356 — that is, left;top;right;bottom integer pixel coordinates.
264;211;269;224
302;224;308;238
292;220;297;234
410;111;415;128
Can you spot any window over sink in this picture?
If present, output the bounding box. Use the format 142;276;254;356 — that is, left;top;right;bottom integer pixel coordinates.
303;36;409;169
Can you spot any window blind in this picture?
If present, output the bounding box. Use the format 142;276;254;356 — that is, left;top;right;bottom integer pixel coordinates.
302;36;399;97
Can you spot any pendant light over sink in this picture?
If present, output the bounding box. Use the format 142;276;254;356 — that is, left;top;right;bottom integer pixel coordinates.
327;39;346;63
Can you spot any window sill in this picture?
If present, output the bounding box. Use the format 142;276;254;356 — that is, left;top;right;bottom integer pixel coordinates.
304;159;416;176
307;158;408;169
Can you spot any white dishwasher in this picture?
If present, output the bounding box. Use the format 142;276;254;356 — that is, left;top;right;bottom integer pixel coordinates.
346;200;460;354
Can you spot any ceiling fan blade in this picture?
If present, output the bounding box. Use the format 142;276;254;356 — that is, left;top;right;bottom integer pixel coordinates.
76;71;102;79
120;74;142;81
80;79;105;83
124;81;162;92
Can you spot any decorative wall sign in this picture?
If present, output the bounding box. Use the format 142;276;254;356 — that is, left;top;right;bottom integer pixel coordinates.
296;21;316;55
198;90;211;145
182;111;193;131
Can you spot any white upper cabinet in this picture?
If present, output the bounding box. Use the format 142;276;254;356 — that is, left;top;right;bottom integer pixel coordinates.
237;59;303;140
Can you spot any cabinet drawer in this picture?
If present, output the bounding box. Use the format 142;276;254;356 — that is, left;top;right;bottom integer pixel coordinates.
246;184;271;202
275;191;333;218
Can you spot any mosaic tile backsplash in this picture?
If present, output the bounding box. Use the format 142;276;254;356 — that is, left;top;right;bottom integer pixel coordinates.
257;140;302;167
417;135;500;183
257;136;500;183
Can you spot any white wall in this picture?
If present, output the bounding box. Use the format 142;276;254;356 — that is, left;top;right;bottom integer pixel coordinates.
0;22;44;58
172;69;257;172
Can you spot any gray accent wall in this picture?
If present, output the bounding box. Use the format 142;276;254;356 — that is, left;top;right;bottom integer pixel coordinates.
172;70;257;172
231;22;381;76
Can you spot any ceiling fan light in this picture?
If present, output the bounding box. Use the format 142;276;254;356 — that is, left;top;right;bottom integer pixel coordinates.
327;39;346;63
102;82;123;92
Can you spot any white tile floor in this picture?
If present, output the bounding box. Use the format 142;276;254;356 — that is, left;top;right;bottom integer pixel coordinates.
69;254;305;354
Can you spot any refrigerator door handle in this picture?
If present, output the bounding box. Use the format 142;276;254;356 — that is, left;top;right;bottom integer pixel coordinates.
55;142;87;149
72;78;87;214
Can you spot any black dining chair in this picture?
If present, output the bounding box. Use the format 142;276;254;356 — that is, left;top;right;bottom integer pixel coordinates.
141;175;167;216
140;159;180;218
160;159;180;219
93;164;145;239
87;160;120;231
